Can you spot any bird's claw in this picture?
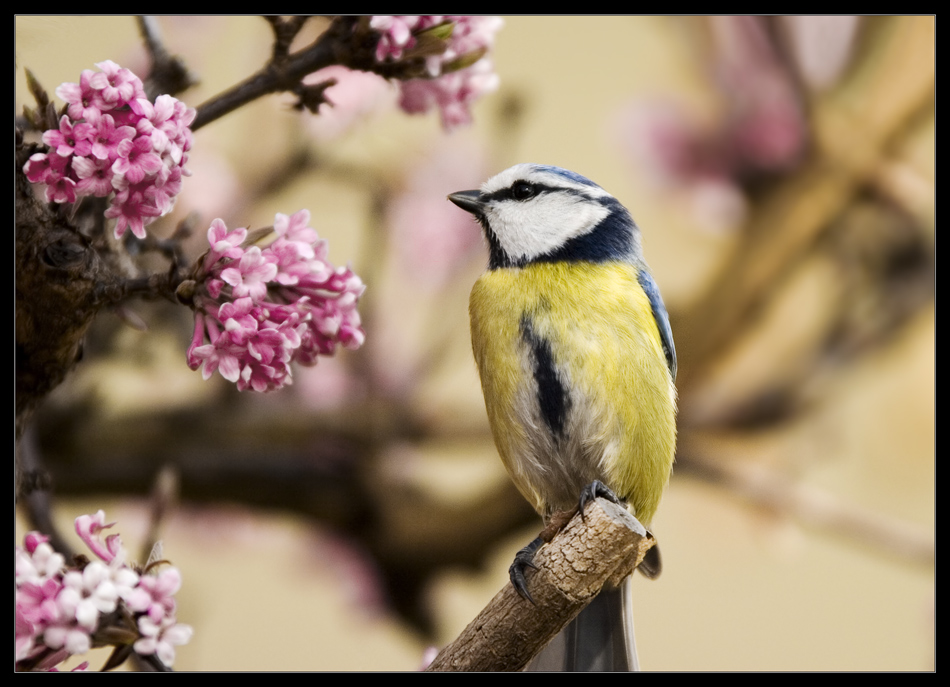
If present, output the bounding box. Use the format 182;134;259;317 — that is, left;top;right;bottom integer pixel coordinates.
578;480;621;522
509;483;624;602
509;537;543;604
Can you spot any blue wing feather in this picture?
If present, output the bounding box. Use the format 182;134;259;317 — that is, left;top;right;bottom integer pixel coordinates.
637;269;677;381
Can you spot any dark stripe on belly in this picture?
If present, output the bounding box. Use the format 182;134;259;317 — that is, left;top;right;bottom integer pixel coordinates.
520;315;570;442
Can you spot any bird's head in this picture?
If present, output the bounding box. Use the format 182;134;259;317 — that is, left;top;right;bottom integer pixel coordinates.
448;163;642;270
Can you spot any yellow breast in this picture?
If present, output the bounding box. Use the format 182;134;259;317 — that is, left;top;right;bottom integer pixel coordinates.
469;261;676;524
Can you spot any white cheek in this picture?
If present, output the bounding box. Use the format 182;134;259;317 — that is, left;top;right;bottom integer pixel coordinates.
489;196;609;261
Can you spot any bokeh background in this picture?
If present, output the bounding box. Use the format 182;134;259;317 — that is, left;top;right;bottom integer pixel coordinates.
15;16;934;671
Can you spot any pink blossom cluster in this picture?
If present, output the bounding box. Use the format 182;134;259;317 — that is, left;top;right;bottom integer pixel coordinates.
369;16;502;130
623;17;814;232
15;511;192;671
23;60;195;240
186;210;366;392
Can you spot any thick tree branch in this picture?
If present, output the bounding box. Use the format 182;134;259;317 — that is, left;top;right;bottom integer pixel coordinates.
426;498;656;672
15;144;102;441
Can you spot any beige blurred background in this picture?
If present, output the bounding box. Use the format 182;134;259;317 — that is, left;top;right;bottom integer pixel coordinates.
16;16;933;671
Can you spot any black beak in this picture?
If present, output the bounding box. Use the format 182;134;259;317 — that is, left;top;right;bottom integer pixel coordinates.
447;190;485;216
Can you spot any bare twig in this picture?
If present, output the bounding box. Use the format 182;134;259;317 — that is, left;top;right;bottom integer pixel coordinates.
191;17;355;131
678;440;934;567
264;16;309;62
140;466;180;567
137;16;198;99
18;426;75;558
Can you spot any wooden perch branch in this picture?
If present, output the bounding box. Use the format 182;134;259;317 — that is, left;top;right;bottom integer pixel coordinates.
425;497;655;672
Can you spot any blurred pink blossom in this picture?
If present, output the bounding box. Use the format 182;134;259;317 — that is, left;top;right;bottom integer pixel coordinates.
387;143;487;288
779;16;861;91
710;16;808;173
369;16;503;131
304;65;395;141
622;17;822;231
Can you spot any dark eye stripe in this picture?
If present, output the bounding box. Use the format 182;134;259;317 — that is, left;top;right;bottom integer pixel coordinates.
484;182;594;204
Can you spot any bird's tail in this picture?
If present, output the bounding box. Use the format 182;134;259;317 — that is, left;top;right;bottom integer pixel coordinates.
525;576;638;671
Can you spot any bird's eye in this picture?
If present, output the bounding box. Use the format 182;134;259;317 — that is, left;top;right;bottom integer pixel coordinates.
512;182;534;201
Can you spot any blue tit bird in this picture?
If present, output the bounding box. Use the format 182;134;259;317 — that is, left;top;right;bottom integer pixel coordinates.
448;163;677;671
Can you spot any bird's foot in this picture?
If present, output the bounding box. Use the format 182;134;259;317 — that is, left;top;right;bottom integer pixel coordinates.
575;481;660;577
510;483;627;602
509;536;543;604
578;480;622;522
